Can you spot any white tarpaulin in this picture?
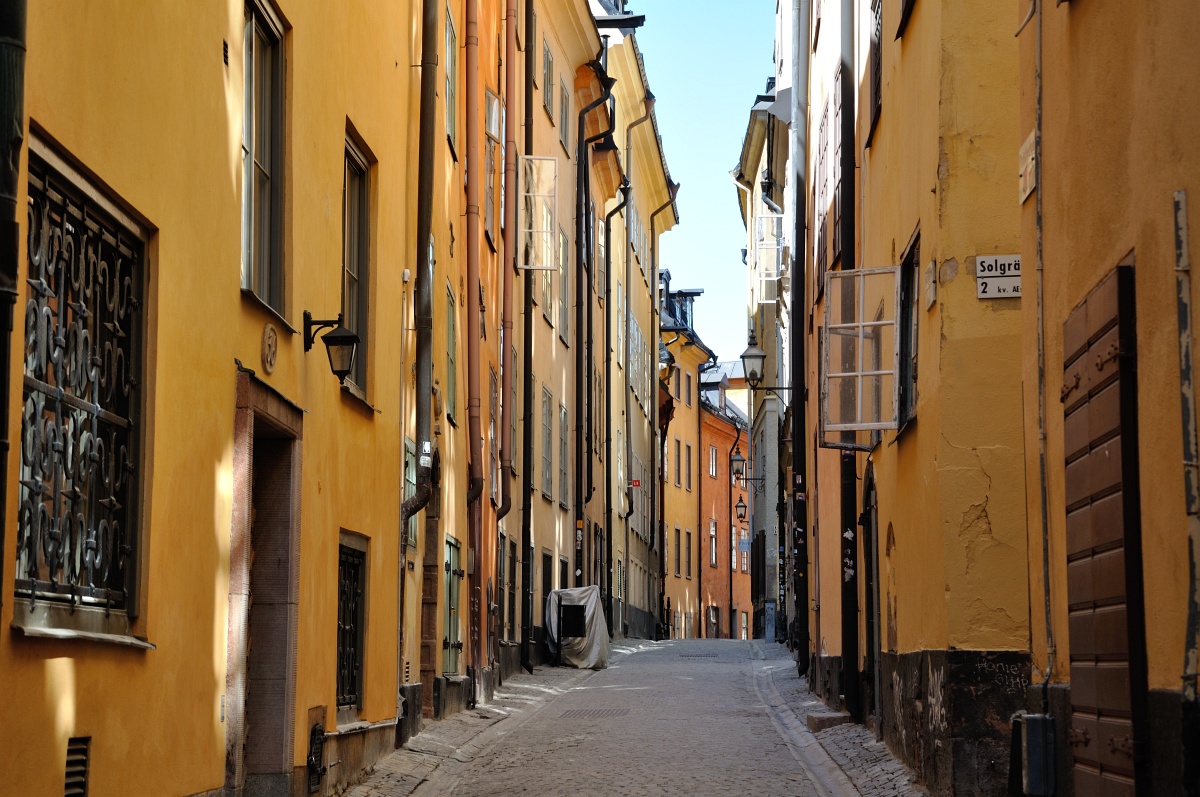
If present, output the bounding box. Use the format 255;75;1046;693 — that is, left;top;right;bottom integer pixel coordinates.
544;585;608;669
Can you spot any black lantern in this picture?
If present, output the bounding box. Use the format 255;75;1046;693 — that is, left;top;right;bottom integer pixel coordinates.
735;495;747;522
304;311;360;384
730;447;746;478
740;330;766;389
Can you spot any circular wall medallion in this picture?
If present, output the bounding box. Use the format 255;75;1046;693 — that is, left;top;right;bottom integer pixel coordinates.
261;323;279;375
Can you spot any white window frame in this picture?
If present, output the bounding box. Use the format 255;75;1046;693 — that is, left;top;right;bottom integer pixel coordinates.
819;266;899;447
559;404;569;507
542;386;554;498
445;6;457;150
756;212;784;302
517;156;558;270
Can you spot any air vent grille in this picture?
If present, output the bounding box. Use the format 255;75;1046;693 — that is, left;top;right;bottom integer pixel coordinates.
65;737;90;796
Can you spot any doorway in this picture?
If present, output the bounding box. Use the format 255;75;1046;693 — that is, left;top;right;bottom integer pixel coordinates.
226;371;302;796
444;539;462;673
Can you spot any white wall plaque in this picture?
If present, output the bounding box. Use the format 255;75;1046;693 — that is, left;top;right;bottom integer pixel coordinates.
976;255;1022;299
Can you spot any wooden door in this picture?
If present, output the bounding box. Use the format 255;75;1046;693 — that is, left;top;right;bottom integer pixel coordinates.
1061;265;1150;795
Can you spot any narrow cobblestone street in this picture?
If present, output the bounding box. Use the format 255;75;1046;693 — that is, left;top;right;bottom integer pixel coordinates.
346;640;924;797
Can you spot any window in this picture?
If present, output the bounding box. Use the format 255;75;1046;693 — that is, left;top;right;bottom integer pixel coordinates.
559;80;571;148
560;557;569;591
510;345;518;472
542;40;554;117
541;551;553;608
820;266;899;438
445;7;457;150
616;283;624;366
832;67;844;265
685;372;692;406
507;540;517;640
731;528;737;569
446;284;458;421
517;155;557;271
815;102;830;284
741;529;750;572
709;521;717;567
596;210;606;299
673;367;680;400
867;0;882;146
674;528;681;576
337;541;367;711
405;439;418;548
674;438;681;486
709;445;718;478
490;369;499;504
242;1;284;311
685;530;692;578
343;138;370;389
542;211;554;319
898;235;920;425
685;443;692;491
616;559;624;600
813;0;823;49
542;386;553;497
485;90;501;241
559;404;569;507
18;145;148;624
559;229;570;336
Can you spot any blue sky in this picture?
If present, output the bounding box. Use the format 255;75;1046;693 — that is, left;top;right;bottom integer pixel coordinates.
634;0;777;362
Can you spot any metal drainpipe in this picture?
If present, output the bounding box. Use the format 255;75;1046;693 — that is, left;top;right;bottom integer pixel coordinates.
464;0;484;709
497;0;517;525
650;185;677;638
0;0;25;614
621;97;652;635
400;0;438;578
603;184;630;635
838;0;860;722
519;0;535;675
583;62;619;516
576;59;614;594
791;0;812;678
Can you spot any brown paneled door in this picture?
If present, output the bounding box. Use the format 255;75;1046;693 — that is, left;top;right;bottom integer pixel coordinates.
1061;265;1151;796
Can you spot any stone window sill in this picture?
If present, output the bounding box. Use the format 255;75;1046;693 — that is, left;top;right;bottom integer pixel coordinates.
11;598;155;650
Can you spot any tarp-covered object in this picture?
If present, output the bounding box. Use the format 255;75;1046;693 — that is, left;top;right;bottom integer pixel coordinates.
544;585;608;669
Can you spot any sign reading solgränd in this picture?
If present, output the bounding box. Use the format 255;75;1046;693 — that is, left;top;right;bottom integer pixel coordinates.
976;254;1021;299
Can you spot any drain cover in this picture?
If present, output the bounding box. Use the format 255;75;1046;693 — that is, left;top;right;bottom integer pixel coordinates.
558;708;631;720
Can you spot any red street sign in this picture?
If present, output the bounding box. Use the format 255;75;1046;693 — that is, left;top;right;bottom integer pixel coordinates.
630;479;641;487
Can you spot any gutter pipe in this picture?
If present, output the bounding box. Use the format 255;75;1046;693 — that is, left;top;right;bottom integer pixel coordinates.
621;96;653;634
790;0;812;677
464;0;484;708
400;0;437;585
650;183;678;636
0;0;25;613
603;183;630;635
520;0;535;675
577;56;615;593
729;423;741;638
497;0;517;524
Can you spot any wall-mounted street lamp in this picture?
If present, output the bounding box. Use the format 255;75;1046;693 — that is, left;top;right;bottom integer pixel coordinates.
304;311;360;384
730;443;765;495
740;329;794;401
735;495;747;522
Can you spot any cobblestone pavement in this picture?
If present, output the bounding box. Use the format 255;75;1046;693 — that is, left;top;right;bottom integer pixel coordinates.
344;639;925;797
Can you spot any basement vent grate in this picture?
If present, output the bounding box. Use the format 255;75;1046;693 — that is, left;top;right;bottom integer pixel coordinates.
558;708;631;720
65;737;90;796
680;653;718;658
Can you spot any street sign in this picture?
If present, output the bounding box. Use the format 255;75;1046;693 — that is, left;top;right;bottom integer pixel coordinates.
738;539;750;552
629;479;641;487
976;255;1021;298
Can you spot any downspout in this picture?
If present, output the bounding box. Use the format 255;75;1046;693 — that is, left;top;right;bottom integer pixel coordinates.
0;0;25;613
603;183;630;636
582;61;616;512
464;0;484;708
650;185;678;638
1175;191;1200;794
838;0;861;722
577;57;615;595
497;0;517;525
621;96;653;635
519;0;535;675
400;0;437;580
791;0;812;678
